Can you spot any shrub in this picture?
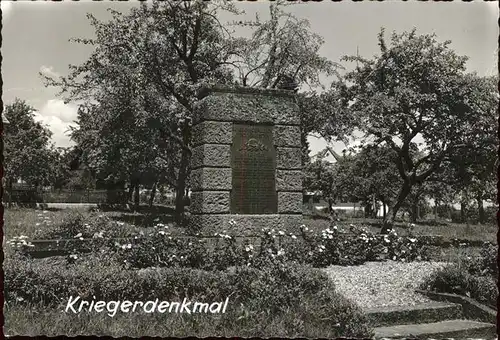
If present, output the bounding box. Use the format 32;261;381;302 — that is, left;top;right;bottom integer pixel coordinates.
25;215;431;270
4;254;372;338
420;264;498;309
32;211;145;241
462;243;497;277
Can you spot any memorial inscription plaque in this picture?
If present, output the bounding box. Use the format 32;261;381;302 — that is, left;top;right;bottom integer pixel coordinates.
231;123;277;214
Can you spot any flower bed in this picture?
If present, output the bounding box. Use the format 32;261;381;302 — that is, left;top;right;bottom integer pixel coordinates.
12;218;434;270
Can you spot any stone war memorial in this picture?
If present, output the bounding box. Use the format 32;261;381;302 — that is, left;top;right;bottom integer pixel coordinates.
189;85;303;234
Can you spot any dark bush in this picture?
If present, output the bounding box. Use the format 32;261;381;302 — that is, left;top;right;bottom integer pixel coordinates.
420;264;498;309
4;253;372;338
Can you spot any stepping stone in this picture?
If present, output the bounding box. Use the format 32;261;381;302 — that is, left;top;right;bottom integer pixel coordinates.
365;302;463;327
373;319;496;339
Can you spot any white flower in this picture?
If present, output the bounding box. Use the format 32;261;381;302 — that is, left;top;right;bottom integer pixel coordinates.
35;223;40;226
74;233;83;238
245;245;254;252
69;254;78;259
409;238;416;243
291;235;297;239
158;230;166;235
277;249;285;256
117;222;125;226
333;225;338;230
278;231;285;236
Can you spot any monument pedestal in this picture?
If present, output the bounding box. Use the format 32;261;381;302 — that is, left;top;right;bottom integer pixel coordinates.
189;86;303;234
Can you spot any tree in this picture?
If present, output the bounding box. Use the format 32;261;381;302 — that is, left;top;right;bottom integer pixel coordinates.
227;0;339;89
341;144;401;219
42;1;341;222
43;1;238;217
325;29;488;232
4;99;57;199
304;159;339;214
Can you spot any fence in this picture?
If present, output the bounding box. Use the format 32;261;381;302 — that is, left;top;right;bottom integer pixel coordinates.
7;188;176;206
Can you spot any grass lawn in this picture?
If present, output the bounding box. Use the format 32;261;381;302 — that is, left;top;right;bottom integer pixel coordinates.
306;217;497;243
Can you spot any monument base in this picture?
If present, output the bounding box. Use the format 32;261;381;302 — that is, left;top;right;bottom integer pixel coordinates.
188;214;303;236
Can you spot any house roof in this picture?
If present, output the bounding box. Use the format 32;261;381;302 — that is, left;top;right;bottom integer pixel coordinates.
311;146;341;161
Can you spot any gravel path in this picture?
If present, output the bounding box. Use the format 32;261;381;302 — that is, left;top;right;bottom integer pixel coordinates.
323;261;450;310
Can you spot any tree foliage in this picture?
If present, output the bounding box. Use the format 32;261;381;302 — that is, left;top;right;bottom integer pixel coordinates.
41;1;340;220
323;29;494;230
4;99;57;189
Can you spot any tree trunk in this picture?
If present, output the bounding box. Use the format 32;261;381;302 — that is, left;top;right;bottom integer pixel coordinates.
411;198;418;223
175;157;189;224
327;198;333;214
372;196;377;218
133;181;140;211
174;121;192;225
434;198;438;220
364;202;372;218
149;182;157;208
382;200;387;219
382;182;412;233
477;196;485;224
460;202;466;223
128;179;134;202
7;178;12;207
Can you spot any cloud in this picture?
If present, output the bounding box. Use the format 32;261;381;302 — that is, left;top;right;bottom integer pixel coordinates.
39;99;79;123
33;99;80;147
39;65;61;80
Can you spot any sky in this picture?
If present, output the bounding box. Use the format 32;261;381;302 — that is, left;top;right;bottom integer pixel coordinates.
2;0;498;161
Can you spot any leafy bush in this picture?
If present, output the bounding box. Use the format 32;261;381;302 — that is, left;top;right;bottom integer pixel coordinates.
462;243;497;277
33;211;144;240
420;264;498;309
4;254;371;338
24;214;431;269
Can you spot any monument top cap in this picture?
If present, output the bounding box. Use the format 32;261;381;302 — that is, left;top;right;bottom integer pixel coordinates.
196;85;296;100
